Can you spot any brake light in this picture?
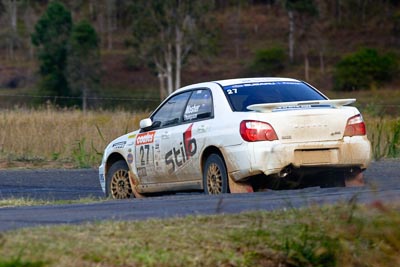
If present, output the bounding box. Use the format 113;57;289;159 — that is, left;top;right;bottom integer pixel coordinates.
344;114;366;137
240;120;278;142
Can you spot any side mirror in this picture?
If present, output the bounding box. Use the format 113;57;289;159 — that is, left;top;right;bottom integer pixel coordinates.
140;118;153;129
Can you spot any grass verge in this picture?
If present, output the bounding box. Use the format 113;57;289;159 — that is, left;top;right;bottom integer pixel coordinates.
0;202;399;267
0;197;104;208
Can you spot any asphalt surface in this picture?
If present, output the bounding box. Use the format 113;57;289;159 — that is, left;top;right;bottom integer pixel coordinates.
0;160;399;232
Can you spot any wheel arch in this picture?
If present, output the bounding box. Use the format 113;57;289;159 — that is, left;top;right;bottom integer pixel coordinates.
105;152;127;177
201;146;226;173
201;146;254;194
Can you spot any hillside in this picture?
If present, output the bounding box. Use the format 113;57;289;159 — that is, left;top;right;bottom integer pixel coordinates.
0;2;399;110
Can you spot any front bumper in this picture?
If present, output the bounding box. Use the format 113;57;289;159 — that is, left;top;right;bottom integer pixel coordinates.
99;163;106;193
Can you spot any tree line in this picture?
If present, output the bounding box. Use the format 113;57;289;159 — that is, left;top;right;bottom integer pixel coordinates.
1;0;399;108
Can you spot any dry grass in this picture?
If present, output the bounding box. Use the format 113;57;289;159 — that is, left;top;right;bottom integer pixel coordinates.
365;116;400;160
0;203;399;267
0;107;148;168
0;103;398;169
0;197;104;208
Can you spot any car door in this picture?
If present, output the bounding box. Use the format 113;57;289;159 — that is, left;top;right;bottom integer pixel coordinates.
135;91;191;184
178;88;214;181
160;88;214;183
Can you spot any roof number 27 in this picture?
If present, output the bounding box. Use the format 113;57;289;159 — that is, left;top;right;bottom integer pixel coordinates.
227;89;237;95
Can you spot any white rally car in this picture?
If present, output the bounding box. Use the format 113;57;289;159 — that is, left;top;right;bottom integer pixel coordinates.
99;77;371;199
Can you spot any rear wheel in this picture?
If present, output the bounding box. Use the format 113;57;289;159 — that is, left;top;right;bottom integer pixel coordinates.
203;154;228;194
106;160;133;199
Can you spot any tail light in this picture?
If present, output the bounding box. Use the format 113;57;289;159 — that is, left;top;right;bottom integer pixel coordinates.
344;114;366;137
240;120;278;142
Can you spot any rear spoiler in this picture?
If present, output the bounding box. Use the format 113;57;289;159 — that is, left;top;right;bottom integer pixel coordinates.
247;99;356;112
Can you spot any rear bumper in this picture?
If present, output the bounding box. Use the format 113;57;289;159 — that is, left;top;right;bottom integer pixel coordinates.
225;136;371;181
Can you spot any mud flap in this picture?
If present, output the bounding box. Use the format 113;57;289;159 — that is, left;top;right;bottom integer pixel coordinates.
129;171;146;198
345;170;365;187
228;175;254;193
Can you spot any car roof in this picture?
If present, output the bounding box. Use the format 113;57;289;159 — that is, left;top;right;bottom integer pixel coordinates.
213;77;301;87
174;77;302;94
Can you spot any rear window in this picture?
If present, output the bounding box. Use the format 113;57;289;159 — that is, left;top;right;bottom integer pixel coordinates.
223;81;327;111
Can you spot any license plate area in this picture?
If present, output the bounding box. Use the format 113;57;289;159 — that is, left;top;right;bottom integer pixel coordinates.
294;148;339;165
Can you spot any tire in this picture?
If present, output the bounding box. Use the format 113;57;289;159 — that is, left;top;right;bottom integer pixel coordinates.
106;160;133;199
203;154;229;194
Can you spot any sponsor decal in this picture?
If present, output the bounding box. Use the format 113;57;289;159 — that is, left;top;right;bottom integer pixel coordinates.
184;105;201;121
112;141;126;149
136;131;156;145
185;104;200;114
127;153;134;164
165;124;197;174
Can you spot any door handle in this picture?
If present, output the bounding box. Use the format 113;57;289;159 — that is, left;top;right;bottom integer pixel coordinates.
197;125;207;133
161;132;170;139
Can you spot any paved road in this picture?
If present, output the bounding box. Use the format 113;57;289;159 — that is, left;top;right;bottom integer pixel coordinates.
0;160;399;232
0;169;102;200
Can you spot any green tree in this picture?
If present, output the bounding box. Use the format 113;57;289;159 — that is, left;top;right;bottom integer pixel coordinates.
334;48;398;91
248;46;286;76
67;20;101;112
31;1;73;106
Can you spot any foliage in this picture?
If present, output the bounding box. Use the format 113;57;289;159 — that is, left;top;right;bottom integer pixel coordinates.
0;109;145;168
0;197;104;208
67;20;101;110
0;257;46;267
0;204;399;266
334;48;398;91
285;0;318;16
388;120;400;157
129;0;217;95
71;138;98;168
282;225;338;267
248;46;286;76
367;117;400;160
31;1;74;106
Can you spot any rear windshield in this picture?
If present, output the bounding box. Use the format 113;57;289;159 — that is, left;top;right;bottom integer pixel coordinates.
222;81;327;111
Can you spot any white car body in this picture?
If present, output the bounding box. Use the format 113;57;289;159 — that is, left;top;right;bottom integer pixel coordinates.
99;77;371;198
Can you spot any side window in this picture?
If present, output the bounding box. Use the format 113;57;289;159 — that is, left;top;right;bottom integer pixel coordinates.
151;92;191;129
183;89;213;122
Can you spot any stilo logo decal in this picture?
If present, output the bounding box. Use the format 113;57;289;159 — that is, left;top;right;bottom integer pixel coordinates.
165;124;197;174
136;131;156;145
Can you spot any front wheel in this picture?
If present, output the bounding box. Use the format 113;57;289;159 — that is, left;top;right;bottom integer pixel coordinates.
106;160;133;199
203;154;229;194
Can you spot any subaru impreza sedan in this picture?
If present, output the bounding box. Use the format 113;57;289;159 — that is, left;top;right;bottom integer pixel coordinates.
99;77;371;198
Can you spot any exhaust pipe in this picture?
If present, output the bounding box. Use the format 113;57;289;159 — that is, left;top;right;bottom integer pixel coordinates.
278;166;292;178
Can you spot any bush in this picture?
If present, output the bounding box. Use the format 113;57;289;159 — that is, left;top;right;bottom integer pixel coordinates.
334;48;398;91
248;47;286;76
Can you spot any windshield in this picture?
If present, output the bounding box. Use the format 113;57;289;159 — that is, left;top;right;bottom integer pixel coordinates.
222;81;327;111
